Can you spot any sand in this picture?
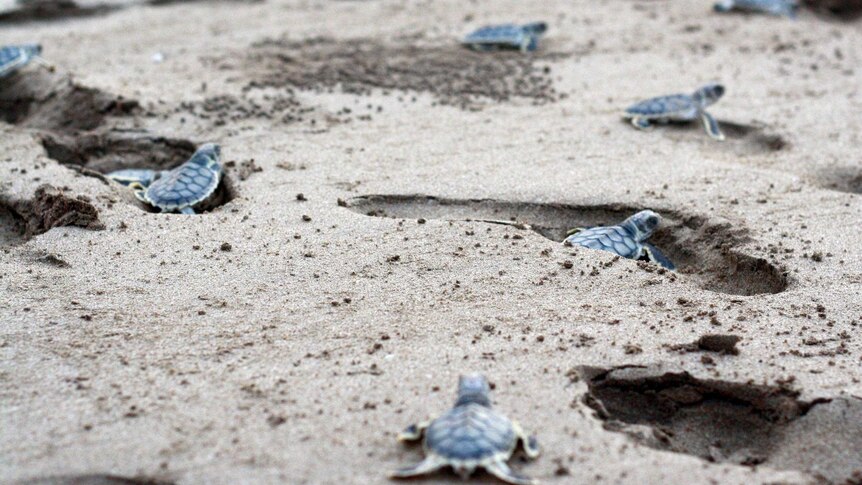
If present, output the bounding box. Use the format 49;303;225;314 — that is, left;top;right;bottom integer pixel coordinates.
1;0;861;484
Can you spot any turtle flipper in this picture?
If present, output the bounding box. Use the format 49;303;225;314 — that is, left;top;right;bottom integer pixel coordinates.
699;111;725;141
522;35;539;52
564;227;586;237
397;421;429;441
179;207;196;215
390;456;445;479
643;243;676;270
485;459;536;485
513;421;540;459
630;116;652;130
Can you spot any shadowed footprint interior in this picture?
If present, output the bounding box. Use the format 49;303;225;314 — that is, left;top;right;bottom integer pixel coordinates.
344;195;789;296
581;365;862;484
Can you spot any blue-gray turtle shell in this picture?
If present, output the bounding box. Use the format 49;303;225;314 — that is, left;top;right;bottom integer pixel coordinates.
564;225;641;260
424;404;517;460
145;155;221;211
465;24;525;43
0;45;41;79
625;94;696;118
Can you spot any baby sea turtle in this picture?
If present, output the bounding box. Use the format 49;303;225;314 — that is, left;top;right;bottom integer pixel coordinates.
563;210;675;270
624;83;726;141
714;0;798;17
107;168;167;188
0;44;42;79
131;143;222;214
391;374;539;485
463;22;548;52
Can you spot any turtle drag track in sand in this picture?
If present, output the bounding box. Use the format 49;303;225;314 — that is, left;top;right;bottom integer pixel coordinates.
344;194;789;296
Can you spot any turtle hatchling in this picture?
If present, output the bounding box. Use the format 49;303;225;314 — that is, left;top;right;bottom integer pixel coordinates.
714;0;799;17
131;143;222;214
391;374;539;485
624;83;726;140
0;44;42;79
463;22;548;52
564;210;676;270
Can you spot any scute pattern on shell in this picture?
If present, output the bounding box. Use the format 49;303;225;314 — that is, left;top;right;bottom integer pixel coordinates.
425;403;517;461
0;45;40;79
565;225;641;259
144;146;221;211
625;94;696;118
466;24;527;43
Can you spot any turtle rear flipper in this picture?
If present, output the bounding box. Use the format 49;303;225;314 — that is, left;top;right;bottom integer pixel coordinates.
397;421;429;442
630;116;652;130
485;459;537;485
390;456;445;478
179;207;196;215
700;111;724;141
514;421;540;459
643;243;676;270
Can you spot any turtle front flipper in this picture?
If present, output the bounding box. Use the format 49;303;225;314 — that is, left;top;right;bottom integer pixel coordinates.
128;182;151;205
485;459;537;485
390;455;446;479
397;421;430;442
630;116;652;130
564;227;586;238
513;421;540;459
643;243;676;270
699;111;725;141
179;207;196;215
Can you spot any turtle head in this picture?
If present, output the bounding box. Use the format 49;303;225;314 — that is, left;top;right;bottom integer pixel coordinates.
25;44;43;56
693;83;725;108
196;143;221;160
713;0;735;12
454;373;492;407
625;210;662;242
522;22;548;36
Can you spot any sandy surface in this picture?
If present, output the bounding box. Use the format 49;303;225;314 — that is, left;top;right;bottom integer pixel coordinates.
1;1;862;484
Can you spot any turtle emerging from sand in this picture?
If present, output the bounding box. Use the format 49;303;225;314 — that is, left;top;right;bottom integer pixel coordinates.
564;210;676;270
714;0;798;17
462;22;548;52
0;44;43;79
624;83;726;140
391;374;539;485
129;143;222;214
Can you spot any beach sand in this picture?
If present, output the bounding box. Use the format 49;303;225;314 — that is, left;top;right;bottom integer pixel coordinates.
1;1;861;483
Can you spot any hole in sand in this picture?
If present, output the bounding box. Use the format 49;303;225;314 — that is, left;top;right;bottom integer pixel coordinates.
344;195;789;296
0;0;119;24
241;36;562;109
815;166;862;194
803;0;862;20
625;119;788;155
0;70;237;214
581;365;862;484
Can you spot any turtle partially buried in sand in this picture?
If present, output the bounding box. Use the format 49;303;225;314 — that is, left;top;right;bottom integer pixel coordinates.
624;83;726;140
392;374;540;485
125;143;223;214
564;210;676;270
